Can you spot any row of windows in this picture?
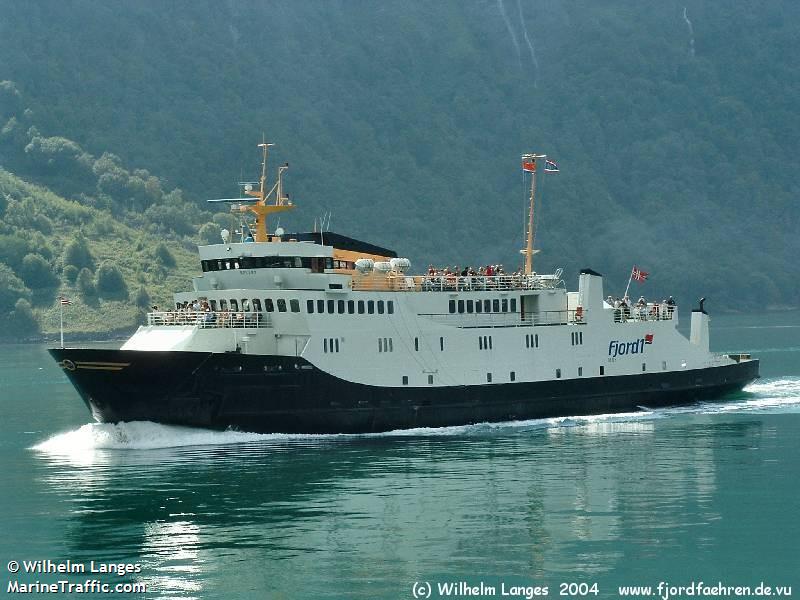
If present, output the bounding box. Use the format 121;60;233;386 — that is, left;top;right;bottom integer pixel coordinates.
378;338;394;353
525;334;539;348
209;298;302;313
308;299;394;315
323;338;340;353
201;256;355;273
571;331;584;346
449;298;517;314
479;336;493;350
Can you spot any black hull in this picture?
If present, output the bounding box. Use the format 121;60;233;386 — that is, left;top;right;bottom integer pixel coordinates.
49;348;760;434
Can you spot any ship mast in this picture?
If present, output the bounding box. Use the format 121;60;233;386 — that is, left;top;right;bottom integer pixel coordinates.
239;137;294;242
521;153;545;275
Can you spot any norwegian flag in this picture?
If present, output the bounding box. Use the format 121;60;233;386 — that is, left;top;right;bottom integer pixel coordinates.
631;266;649;282
59;296;72;305
544;159;559;172
644;333;654;345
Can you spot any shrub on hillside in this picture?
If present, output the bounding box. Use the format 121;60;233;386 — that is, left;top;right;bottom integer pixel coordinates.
153;242;176;267
76;267;95;298
19;253;58;289
95;261;128;299
199;222;221;245
63;264;79;283
133;285;151;309
62;236;94;271
5;298;40;338
0;263;31;313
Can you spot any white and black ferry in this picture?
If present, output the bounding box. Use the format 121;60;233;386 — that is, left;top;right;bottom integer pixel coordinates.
50;146;759;434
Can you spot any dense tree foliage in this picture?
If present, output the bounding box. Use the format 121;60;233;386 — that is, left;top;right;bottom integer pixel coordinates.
0;1;798;330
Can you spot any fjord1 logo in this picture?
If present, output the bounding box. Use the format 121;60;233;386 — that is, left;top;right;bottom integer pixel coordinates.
609;334;654;358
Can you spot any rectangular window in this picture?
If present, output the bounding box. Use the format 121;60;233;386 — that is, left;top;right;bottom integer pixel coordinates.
337;300;345;314
388;338;393;352
220;299;228;310
347;300;355;314
335;339;340;352
484;299;491;313
439;337;444;351
600;366;605;376
387;301;394;314
475;301;483;313
479;337;483;350
535;334;539;348
290;299;300;313
402;376;408;386
449;299;456;314
489;336;493;350
458;300;465;314
578;367;583;377
493;299;500;312
556;368;562;379
230;299;239;311
466;300;474;313
487;373;492;383
377;300;385;314
510;298;517;313
324;338;328;353
242;299;251;311
327;299;335;314
510;371;516;382
642;363;647;372
210;299;218;311
277;299;287;312
525;334;530;348
252;299;262;312
307;300;315;313
501;299;508;313
415;338;419;351
317;299;325;314
368;300;375;314
357;300;365;314
428;374;434;385
378;338;383;353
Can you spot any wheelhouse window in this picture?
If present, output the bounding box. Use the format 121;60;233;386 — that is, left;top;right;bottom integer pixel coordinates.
337;300;345;314
348;300;355;314
290;299;300;313
210;300;218;311
265;299;274;312
242;299;251;311
377;300;385;314
220;299;228;310
357;300;365;314
252;299;262;312
277;299;287;312
368;300;375;314
327;300;335;314
307;299;315;313
387;300;394;314
230;299;239;311
317;300;325;313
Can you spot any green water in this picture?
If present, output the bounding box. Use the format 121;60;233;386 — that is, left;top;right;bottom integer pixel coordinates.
1;312;799;599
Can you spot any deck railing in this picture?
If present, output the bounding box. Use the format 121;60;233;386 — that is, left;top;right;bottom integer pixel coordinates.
147;311;272;329
612;303;676;323
352;273;564;292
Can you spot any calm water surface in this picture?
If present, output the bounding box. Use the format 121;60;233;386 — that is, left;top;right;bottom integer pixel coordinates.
1;312;799;599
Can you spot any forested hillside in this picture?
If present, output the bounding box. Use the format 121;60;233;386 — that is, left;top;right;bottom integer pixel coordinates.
1;1;798;338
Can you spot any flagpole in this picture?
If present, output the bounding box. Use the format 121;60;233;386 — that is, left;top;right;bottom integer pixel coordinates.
60;299;64;348
623;267;634;299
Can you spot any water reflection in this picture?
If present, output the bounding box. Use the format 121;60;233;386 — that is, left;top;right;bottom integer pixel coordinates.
27;411;783;598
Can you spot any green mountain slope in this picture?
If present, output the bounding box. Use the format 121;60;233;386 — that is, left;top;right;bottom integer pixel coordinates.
0;167;206;339
1;2;798;314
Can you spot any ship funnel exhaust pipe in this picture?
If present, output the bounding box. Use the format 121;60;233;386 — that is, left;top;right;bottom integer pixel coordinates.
690;298;710;351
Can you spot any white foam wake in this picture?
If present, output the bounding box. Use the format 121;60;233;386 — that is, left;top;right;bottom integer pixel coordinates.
32;421;275;453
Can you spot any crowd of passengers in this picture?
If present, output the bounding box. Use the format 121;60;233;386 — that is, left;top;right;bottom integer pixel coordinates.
150;300;264;327
607;295;676;321
424;264;533;290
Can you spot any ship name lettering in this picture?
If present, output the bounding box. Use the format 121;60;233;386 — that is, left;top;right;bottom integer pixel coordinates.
608;339;645;358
